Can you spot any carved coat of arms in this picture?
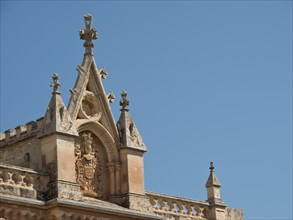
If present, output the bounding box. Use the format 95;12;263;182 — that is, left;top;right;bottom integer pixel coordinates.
75;132;102;197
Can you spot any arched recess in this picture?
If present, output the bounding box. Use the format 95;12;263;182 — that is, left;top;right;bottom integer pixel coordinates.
74;121;121;199
77;121;119;162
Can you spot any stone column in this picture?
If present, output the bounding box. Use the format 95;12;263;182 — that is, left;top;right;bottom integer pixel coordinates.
107;163;115;195
115;163;121;194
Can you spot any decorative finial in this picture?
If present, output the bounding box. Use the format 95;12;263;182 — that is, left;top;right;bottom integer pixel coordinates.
79;14;98;55
107;92;116;103
120;91;129;111
50;73;61;93
100;67;108;79
209;161;214;172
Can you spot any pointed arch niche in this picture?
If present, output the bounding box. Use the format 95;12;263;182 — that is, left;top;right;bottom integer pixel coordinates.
74;121;121;200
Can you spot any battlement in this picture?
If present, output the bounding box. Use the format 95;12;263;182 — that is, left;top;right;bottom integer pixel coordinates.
0;117;43;147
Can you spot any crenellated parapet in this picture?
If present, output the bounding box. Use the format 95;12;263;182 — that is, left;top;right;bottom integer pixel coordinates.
0;117;44;147
146;192;209;219
0;164;49;200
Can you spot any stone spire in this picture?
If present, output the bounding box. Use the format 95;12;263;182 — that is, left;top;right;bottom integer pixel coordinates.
117;91;147;151
206;162;221;188
79;14;98;55
205;162;225;205
39;74;78;137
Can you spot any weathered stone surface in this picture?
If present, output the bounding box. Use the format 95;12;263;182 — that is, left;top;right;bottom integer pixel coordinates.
0;139;43;170
45;180;82;201
226;207;244;220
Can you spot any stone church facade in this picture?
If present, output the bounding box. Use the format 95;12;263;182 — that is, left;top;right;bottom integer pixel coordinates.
0;15;243;220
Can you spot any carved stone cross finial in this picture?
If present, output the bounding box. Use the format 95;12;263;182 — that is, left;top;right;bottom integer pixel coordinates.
120;91;129;111
209;161;214;172
79;14;98;55
50;73;61;93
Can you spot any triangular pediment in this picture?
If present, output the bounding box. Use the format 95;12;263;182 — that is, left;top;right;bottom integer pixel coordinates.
68;56;119;142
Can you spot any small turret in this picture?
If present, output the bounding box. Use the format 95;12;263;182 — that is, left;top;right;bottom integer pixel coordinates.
116;91;149;210
38;74;81;200
205;161;223;204
205;162;227;220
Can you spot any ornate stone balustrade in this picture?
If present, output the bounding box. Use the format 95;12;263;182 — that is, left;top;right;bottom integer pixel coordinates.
146;192;210;219
0;117;44;147
0;164;49;200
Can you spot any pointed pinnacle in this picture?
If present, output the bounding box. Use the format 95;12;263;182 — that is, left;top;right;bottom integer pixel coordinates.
120;91;129;111
210;161;215;172
50;73;61;94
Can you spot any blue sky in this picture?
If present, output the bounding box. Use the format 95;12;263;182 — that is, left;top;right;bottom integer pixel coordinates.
1;1;292;219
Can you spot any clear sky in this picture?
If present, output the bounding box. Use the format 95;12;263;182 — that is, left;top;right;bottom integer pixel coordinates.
1;1;292;219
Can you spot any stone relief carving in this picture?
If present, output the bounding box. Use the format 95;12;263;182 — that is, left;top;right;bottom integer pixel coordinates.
75;131;105;198
77;122;119;162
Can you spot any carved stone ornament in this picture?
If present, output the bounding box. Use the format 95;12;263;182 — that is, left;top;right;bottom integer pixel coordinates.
50;73;61;93
78;90;102;120
119;91;129;110
75;132;103;198
79;14;98;55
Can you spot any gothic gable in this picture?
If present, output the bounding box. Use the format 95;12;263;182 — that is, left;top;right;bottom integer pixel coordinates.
68;60;118;143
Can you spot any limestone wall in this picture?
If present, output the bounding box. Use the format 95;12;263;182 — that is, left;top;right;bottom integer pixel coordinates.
0;118;45;170
0;137;42;170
